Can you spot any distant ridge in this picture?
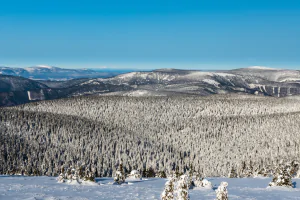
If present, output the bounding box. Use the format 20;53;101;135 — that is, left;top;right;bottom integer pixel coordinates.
0;66;132;80
247;66;280;70
2;66;300;106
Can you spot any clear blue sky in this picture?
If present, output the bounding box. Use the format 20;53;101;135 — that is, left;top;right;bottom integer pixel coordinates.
1;0;300;69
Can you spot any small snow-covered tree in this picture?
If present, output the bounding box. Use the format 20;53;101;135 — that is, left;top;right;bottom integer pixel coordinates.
256;167;268;177
57;173;65;183
228;167;238;178
114;163;125;184
23;169;29;176
269;167;292;187
202;179;213;189
127;170;141;180
144;167;156;178
187;165;195;188
216;182;228;200
193;177;203;188
78;166;85;179
174;166;182;180
193;178;212;189
157;171;167;178
84;170;95;182
290;161;299;177
72;169;80;183
244;166;253;177
175;175;190;200
161;177;175;200
65;168;73;181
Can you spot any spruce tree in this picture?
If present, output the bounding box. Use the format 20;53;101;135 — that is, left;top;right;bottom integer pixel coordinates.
216;182;228;200
114;163;125;184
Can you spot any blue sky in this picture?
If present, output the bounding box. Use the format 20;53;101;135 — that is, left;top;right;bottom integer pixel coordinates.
0;0;300;69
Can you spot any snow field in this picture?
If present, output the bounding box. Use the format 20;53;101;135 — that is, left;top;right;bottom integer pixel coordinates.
1;176;300;200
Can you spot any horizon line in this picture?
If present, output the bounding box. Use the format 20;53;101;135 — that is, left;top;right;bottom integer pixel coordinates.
0;64;298;71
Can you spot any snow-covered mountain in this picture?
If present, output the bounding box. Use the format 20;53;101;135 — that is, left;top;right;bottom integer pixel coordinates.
1;67;300;106
97;67;300;97
230;66;300;82
0;65;127;80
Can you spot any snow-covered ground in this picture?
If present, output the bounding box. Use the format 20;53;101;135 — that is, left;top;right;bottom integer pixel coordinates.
1;176;300;200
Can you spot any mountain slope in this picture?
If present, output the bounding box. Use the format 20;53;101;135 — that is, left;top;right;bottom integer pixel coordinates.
0;75;50;106
0;75;48;92
0;74;133;106
230;66;300;82
99;68;300;97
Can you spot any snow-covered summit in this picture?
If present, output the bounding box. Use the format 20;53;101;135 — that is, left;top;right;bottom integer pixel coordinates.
24;65;58;72
247;66;281;70
35;65;56;69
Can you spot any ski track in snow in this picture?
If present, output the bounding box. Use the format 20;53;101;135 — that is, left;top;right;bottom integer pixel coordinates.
1;176;300;200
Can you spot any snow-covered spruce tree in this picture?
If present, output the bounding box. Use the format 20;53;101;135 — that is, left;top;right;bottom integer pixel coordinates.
216;182;228;200
187;174;194;189
23;169;29;176
239;161;247;178
174;166;183;180
252;165;260;177
175;175;190;200
193;176;203;188
187;164;195;188
290;161;299;177
193;177;212;189
193;171;209;188
143;167;156;178
65;168;73;182
256;167;268;177
127;170;142;180
83;170;95;182
244;162;254;177
114;164;125;184
202;179;213;189
57;173;65;183
78;165;85;180
228;167;238;178
269;167;293;187
157;171;167;178
72;169;80;183
161;177;175;200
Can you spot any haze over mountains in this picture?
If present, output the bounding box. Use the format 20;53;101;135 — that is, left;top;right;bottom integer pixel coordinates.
1;66;300;106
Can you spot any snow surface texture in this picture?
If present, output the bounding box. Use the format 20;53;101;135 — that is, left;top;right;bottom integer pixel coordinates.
1;176;300;200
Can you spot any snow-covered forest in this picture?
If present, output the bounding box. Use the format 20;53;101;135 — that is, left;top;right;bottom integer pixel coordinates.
1;95;300;178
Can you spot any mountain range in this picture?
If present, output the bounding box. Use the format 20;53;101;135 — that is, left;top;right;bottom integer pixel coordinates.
0;65;136;80
1;66;300;106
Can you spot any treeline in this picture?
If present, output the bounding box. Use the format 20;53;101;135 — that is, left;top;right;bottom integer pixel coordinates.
1;95;300;177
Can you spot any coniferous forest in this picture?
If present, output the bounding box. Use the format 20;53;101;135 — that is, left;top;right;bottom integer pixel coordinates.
1;95;300;178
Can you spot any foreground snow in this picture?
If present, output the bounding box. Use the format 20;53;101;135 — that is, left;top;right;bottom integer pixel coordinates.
1;176;300;199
